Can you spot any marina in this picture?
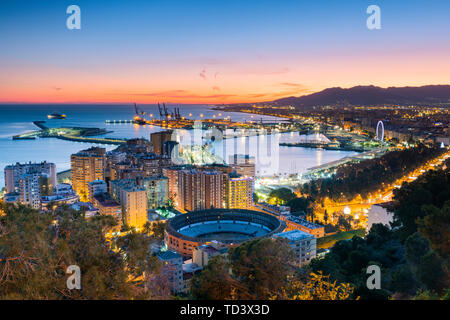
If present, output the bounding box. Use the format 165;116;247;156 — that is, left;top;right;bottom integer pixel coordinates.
0;104;358;188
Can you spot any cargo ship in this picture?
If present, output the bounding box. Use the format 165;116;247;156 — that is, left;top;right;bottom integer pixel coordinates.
47;113;66;119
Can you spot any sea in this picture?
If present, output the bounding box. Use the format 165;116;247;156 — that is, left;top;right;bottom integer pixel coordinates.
0;104;357;189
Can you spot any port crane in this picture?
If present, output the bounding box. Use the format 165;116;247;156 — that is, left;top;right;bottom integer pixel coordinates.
135;102;182;122
134;103;144;116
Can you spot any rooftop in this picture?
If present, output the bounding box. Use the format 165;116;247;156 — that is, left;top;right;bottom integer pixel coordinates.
287;216;324;229
93;193;120;207
157;250;182;261
88;180;106;186
197;244;229;255
5;161;54;169
273;230;314;241
110;179;146;192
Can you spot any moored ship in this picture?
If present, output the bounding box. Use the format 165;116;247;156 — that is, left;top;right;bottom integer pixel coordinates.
47;113;66;119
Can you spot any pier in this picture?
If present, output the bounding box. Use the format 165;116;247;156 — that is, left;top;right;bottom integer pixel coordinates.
106;120;134;124
12;121;127;145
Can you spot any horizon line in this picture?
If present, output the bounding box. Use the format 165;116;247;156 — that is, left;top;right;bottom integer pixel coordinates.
2;83;449;105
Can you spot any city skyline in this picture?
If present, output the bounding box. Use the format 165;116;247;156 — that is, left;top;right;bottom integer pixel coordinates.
0;1;449;304
1;0;450;104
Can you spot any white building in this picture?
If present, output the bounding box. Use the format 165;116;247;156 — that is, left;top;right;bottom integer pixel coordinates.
4;161;56;194
55;183;74;195
273;230;317;266
157;250;183;294
193;241;228;267
18;173;42;209
88;180;108;201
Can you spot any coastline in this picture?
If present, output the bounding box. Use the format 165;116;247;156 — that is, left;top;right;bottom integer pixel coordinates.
279;142;370;153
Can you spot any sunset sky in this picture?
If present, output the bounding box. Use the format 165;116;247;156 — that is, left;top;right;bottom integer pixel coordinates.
1;0;450;104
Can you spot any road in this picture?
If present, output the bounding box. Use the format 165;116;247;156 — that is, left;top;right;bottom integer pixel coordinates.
316;150;449;225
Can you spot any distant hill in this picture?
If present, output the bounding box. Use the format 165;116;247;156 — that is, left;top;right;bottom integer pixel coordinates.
272;85;450;108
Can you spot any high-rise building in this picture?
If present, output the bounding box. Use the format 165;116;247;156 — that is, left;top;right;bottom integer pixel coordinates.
18;172;42;209
138;154;172;176
162;165;194;207
224;174;253;209
177;169;223;212
203;171;224;211
126;138;153;153
139;175;169;209
110;161;135;181
110;176;168;211
162;167;180;205
71;147;106;201
4;162;57;210
105;150;127;180
4;161;56;194
110;179;148;229
151;130;173;155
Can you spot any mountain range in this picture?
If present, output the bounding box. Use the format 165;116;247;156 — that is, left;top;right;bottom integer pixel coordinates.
271;85;450;108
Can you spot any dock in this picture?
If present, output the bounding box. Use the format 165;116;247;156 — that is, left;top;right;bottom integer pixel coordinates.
12;121;127;145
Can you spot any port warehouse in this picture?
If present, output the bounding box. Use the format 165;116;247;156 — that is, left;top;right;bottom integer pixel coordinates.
165;209;286;257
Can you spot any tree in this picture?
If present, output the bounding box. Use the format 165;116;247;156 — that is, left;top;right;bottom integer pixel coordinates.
416;251;446;293
391;265;418;296
286;197;310;213
393;168;449;241
417;203;450;261
150;220;167;241
0;203;163;299
143;221;152;235
300;145;445;203
273;271;357;300
405;232;430;267
307;166;450;300
413;289;441;300
229;238;294;299
336;215;352;232
268;188;296;205
166;197;175;210
191;256;249;300
114;230;161;281
191;237;296;300
310;224;405;300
